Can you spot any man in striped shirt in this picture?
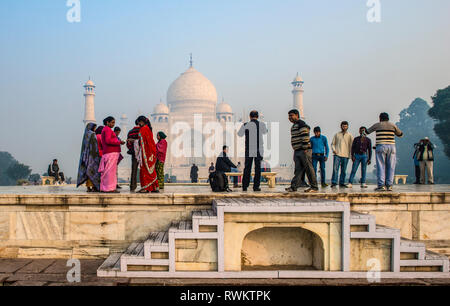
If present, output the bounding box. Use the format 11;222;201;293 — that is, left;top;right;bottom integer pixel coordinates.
366;112;403;191
286;109;318;193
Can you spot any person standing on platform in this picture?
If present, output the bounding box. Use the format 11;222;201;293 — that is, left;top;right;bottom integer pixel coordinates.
310;127;329;187
285;109;319;193
412;143;421;184
156;132;168;190
348;127;372;188
126;120;141;192
136;116;159;193
366;112;403;191
238;110;268;192
207;162;215;183
114;127;124;190
331;121;353;188
98;116;125;193
95;126;104;158
418;137;434;185
190;164;199;183
76;122;101;192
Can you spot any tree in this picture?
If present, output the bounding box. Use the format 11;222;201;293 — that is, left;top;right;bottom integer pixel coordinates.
0;152;18;185
396;98;450;183
6;163;32;183
429;85;450;159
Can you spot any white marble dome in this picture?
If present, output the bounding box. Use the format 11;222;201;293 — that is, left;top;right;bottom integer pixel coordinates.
153;102;169;114
167;67;218;106
217;101;233;113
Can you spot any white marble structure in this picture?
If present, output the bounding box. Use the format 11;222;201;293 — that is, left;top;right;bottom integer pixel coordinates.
83;79;96;125
151;60;242;181
291;73;305;119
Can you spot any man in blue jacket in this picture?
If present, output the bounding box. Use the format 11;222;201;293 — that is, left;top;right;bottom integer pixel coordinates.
310;127;329;187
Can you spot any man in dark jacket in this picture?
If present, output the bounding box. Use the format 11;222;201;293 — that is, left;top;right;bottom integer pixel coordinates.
237;110;268;192
126;120;140;192
418;137;434;184
190;164;199;183
216;146;237;173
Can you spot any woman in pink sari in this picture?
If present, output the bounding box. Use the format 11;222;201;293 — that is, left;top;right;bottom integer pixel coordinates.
98;117;125;193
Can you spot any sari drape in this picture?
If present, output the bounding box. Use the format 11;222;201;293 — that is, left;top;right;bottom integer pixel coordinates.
139;125;159;191
76;123;101;190
98;152;120;192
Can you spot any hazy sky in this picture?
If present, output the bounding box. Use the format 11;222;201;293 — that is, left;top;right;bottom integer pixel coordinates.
1;0;449;178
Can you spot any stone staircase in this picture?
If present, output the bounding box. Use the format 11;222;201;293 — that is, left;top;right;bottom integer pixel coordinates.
98;198;449;278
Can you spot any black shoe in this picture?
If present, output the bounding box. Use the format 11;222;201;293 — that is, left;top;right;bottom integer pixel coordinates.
321;183;329;188
242;188;248;192
116;185;122;189
151;190;160;193
285;187;297;192
226;188;233;193
253;188;261;192
331;184;337;188
339;184;348;188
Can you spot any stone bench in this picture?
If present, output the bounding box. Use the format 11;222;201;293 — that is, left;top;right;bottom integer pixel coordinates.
225;172;277;188
394;175;408;185
41;176;55;185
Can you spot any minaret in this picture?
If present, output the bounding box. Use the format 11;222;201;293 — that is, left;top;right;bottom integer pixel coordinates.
83;78;96;125
120;114;128;138
291;73;305;119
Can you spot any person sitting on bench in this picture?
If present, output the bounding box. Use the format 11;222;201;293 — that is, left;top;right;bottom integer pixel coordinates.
48;159;65;184
215;146;237;192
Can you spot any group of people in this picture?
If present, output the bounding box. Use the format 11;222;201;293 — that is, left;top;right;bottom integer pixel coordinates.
47;159;65;184
286;110;404;192
76;116;167;193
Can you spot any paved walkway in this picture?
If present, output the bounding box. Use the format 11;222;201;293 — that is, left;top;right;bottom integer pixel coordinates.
0;259;449;286
0;184;448;195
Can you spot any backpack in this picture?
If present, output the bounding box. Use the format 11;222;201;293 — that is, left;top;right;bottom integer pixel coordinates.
209;171;228;192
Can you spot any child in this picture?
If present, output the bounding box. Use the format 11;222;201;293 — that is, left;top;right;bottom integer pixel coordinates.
156;132;168;190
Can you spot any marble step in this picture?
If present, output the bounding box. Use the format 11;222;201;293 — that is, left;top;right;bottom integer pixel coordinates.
122;242;144;257
400;239;426;260
192;209;217;219
351;224;400;239
97;253;121;277
144;232;169;256
169;220;192;233
400;251;449;272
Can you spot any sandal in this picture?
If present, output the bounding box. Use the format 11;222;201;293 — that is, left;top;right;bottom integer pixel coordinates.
137;189;150;194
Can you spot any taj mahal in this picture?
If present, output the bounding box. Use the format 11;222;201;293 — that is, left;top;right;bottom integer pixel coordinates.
82;57;305;182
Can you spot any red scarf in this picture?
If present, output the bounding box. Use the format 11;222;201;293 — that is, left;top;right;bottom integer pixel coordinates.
139;125;159;191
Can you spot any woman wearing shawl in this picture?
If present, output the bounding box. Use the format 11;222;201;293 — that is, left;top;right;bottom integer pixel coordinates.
98;117;125;193
156;131;168;190
137;116;159;193
76;123;101;192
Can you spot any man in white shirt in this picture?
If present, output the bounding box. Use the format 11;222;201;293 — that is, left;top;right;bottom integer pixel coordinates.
331;121;354;188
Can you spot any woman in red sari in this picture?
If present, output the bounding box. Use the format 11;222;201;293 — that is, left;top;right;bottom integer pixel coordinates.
137;116;159;193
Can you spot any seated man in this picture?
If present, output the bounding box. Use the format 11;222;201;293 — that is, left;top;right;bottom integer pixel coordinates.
215;146;237;192
48;159;65;184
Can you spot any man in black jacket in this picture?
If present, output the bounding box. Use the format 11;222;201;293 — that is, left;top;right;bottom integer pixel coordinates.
237;111;268;192
216;146;237;173
215;146;237;192
190;164;199;183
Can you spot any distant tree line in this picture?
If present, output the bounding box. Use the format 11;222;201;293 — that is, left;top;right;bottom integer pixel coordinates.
0;152;37;186
395;85;450;183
